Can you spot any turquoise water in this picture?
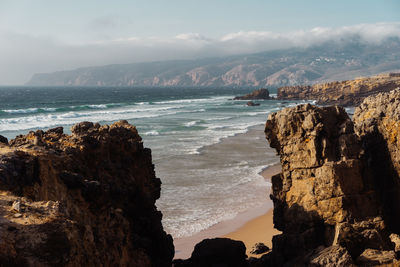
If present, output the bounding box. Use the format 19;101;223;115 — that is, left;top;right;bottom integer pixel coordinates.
0;86;307;238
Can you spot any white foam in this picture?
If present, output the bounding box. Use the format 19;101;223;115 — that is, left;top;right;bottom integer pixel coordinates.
143;130;160;136
184;120;199;127
3;108;39;114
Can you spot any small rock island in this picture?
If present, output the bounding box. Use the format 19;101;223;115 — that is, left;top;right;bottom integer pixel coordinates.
234;88;272;100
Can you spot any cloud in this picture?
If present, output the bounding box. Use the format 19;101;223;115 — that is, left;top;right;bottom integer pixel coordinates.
88;15;119;30
0;22;399;84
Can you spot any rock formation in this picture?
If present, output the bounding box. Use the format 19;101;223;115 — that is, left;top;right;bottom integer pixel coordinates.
0;121;174;266
277;73;400;106
264;92;400;266
173;238;247;267
234;89;271;100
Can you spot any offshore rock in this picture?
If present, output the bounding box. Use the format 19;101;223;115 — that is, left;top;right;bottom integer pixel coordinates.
264;103;399;266
277;73;400;106
234;88;271;100
247;101;260;107
0;121;174;266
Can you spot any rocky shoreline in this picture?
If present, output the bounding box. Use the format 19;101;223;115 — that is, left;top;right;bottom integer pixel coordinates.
277;73;400;106
1;88;400;266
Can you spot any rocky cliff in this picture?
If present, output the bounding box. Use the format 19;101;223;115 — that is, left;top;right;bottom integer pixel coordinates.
263;90;400;266
0;121;174;266
277;73;400;106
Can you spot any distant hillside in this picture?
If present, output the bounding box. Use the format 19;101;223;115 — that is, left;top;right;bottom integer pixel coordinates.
27;38;400;87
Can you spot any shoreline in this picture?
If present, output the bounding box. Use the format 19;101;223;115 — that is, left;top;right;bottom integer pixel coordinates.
173;163;281;259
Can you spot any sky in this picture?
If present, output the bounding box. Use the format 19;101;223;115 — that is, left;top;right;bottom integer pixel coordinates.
0;0;399;85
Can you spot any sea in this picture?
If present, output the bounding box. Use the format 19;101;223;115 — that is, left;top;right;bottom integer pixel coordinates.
0;86;308;238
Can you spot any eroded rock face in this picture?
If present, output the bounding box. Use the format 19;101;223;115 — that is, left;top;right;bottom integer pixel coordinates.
354;89;400;234
264;102;400;266
277;74;400;106
0;121;174;266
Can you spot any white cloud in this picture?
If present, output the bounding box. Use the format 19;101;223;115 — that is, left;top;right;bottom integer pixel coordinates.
0;22;399;84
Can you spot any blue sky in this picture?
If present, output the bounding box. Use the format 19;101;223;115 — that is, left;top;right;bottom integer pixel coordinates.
0;0;399;84
1;0;399;42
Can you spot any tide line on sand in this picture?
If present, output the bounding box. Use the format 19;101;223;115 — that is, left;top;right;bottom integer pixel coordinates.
173;164;282;260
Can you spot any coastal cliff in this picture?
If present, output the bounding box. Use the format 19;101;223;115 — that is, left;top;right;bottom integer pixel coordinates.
264;89;400;266
277;73;400;106
0;121;174;266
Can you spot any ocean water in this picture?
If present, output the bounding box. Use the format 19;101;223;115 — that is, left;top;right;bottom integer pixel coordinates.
0;86;307;238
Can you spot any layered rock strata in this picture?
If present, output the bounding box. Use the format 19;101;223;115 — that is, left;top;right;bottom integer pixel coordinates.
277;73;400;106
0;121;174;266
264;95;400;266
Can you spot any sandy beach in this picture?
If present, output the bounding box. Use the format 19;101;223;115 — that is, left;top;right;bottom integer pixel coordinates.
173;163;281;259
224;165;281;257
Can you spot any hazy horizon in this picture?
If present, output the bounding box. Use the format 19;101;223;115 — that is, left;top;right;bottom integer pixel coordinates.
1;0;399;85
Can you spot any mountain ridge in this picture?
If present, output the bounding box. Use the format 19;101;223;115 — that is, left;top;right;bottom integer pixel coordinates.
27;38;400;87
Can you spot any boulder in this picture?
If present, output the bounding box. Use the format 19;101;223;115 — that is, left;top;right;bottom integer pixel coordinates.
175;238;247;267
250;243;269;255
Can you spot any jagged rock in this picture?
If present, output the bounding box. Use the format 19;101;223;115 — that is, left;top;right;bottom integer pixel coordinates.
264;103;398;265
234;88;271;100
0;120;174;266
174;238;247;267
356;249;397;266
277;74;400;106
250;242;269;255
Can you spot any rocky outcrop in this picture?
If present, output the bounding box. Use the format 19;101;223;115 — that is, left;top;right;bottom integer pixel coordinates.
277;74;400;106
264;98;400;266
234;89;271;100
0;121;174;266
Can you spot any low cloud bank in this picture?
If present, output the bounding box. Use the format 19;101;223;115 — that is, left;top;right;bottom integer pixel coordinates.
1;22;399;84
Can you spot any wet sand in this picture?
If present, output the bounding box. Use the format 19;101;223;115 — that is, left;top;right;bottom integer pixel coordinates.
173;163;281;259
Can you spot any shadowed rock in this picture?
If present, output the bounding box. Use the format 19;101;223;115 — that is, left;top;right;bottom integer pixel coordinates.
0;120;174;266
263;102;400;266
174;238;247;267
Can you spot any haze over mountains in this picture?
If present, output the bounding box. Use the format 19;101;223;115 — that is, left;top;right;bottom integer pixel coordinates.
27;37;400;87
